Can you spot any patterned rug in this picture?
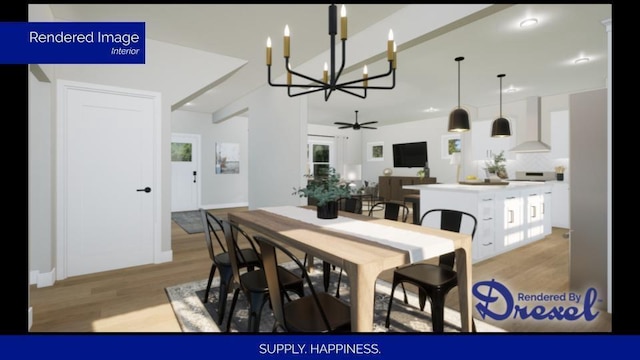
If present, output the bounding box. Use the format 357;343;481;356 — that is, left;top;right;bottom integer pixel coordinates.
165;261;505;333
171;210;225;234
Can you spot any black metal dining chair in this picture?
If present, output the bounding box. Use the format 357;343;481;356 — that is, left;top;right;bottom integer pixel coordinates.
368;200;410;222
222;220;304;332
385;208;477;332
255;235;351;332
200;209;261;324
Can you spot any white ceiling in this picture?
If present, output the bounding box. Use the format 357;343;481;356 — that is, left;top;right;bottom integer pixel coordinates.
47;4;611;128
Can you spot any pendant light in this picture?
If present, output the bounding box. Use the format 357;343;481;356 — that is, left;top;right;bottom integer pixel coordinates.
491;74;512;137
448;56;470;132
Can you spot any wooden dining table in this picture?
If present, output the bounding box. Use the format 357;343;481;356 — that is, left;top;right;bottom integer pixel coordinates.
227;205;473;332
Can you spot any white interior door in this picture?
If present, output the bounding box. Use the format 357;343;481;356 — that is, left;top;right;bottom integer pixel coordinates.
171;133;200;211
58;80;160;278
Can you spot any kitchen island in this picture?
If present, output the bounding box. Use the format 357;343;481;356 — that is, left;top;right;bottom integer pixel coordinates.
404;182;553;263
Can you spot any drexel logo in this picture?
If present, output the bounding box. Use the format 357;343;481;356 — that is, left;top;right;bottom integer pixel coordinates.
473;279;600;321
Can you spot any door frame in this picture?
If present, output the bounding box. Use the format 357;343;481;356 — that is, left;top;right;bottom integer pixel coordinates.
56;79;162;280
171;132;201;211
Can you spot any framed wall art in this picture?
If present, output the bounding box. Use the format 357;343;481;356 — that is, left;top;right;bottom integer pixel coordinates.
215;142;240;174
441;134;461;159
367;141;384;162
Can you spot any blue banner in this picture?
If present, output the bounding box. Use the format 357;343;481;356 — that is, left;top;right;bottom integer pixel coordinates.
0;22;145;64
2;334;638;359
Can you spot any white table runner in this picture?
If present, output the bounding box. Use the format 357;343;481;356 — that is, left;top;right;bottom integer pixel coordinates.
260;206;455;263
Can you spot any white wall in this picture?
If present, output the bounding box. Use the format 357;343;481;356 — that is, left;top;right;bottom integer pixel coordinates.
28;71;54;276
246;86;307;209
171;110;249;208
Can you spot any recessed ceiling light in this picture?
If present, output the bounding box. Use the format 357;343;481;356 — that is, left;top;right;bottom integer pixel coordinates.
520;18;538;28
574;57;590;65
424;107;439;113
504;85;518;93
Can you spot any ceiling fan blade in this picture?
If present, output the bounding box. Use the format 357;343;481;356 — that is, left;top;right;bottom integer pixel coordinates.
334;122;353;126
361;126;377;129
359;121;378;126
338;125;353;129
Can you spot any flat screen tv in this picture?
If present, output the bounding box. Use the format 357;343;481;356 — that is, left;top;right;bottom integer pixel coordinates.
393;141;428;168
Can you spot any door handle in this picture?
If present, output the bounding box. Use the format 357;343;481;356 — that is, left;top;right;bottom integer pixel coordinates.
193;171;197;183
136;187;151;193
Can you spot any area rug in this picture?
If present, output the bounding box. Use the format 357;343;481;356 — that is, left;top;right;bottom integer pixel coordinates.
165;262;504;333
172;210;224;234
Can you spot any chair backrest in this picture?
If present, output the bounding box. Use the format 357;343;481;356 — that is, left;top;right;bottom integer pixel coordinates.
338;197;362;214
254;235;335;332
200;208;226;262
368;201;409;222
419;208;477;269
221;220;261;285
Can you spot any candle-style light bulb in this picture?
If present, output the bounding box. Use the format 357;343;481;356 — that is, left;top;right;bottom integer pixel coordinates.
363;65;368;87
387;29;394;61
266;37;272;65
340;5;347;40
287;62;292;85
392;42;397;69
284;25;290;58
323;62;328;83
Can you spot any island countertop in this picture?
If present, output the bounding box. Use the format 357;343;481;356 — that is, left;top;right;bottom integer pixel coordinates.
403;181;550;193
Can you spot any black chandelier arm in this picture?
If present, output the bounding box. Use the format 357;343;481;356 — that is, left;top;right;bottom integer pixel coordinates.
268;65;327;88
337;63;395;88
333;87;366;100
287;86;328;98
330;40;348;87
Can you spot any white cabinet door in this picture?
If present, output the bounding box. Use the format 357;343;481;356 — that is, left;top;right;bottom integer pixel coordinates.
495;189;525;253
552;182;570;228
474;193;496;261
551;110;569;159
525;189;545;241
542;186;553;235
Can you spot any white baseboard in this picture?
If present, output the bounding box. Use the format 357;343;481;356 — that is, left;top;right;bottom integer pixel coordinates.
29;270;38;285
155;250;173;263
30;268;56;287
28;307;33;331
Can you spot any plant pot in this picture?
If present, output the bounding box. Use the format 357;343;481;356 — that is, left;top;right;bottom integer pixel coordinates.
556;173;564;181
316;201;338;219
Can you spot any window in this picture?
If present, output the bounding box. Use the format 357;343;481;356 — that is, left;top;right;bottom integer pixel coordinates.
307;138;335;178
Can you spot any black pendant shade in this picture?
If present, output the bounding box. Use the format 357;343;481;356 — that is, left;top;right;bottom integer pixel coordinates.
448;56;470;132
491;74;511;137
449;108;470;132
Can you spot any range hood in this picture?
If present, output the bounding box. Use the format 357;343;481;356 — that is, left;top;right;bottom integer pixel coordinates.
510;96;550;153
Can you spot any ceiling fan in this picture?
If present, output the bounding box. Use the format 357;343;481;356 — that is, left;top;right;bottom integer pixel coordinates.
334;110;378;130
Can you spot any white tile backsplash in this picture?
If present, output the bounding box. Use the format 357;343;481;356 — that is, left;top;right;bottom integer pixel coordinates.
469;153;569;181
514;153;569;182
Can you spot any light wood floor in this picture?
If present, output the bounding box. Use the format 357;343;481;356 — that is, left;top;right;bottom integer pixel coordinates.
29;207;611;332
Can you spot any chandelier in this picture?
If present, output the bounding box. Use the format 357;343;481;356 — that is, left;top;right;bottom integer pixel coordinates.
266;4;397;101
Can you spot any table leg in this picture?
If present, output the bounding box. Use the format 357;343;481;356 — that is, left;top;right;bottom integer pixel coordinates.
455;240;473;332
322;261;331;292
343;263;377;332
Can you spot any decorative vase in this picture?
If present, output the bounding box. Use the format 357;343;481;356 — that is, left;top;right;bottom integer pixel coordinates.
316;200;338;219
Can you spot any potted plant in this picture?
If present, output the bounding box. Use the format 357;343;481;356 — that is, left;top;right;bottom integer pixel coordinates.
484;150;508;180
292;167;351;219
